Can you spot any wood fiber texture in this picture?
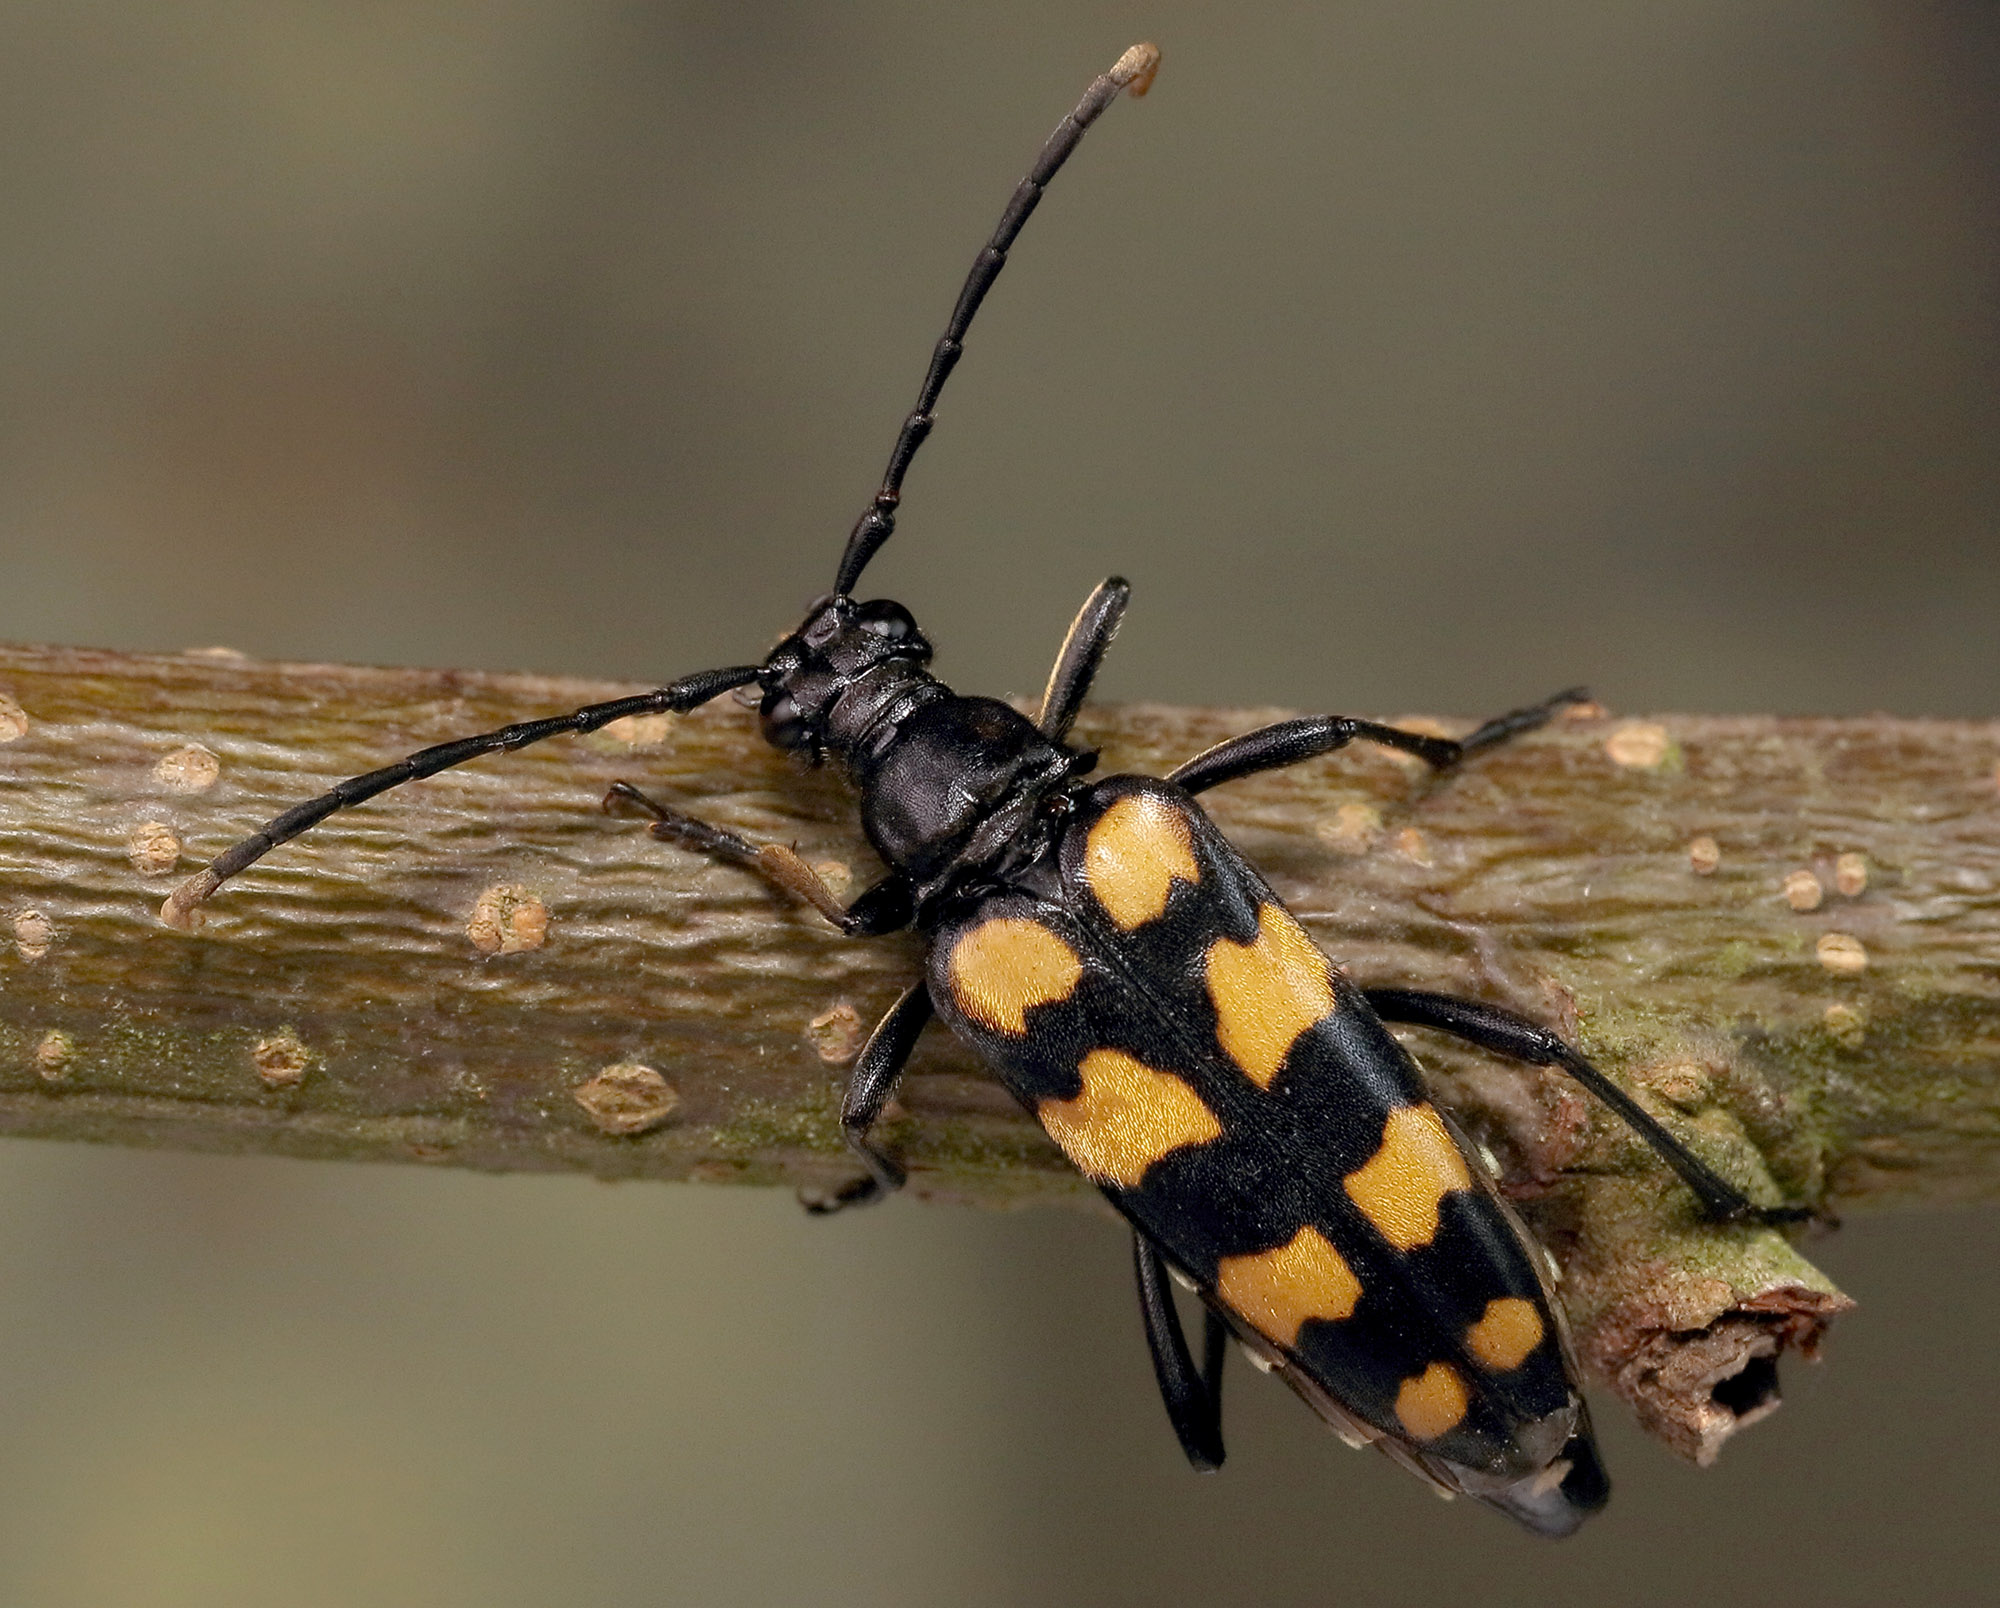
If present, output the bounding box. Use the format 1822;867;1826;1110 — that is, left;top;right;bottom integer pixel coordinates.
3;642;1997;1459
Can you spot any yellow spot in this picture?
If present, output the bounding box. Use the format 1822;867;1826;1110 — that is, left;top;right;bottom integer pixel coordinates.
1395;1363;1470;1441
1464;1297;1545;1372
1343;1104;1472;1251
949;919;1083;1034
1084;792;1200;929
1205;904;1335;1089
1038;1049;1222;1188
1215;1225;1363;1348
1816;932;1868;974
0;693;26;743
1688;835;1721;875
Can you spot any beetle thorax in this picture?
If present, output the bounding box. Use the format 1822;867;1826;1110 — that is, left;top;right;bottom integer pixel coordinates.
758;594;1090;903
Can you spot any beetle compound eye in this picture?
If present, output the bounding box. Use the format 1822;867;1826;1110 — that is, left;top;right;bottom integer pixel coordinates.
760;691;810;749
855;600;917;641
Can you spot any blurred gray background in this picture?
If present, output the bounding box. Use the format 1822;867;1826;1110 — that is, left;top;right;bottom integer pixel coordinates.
2;2;1998;1604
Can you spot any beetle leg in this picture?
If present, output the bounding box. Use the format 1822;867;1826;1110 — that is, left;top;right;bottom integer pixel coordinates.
1454;688;1595;757
603;783;913;936
1166;687;1589;797
803;980;933;1214
1132;1232;1228;1471
1201;1300;1229;1423
1036;576;1130;742
605;783;921;1208
1363;988;1815;1227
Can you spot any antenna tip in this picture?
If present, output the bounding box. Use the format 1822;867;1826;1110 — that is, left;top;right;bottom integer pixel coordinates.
159;867;221;930
1111;43;1161;98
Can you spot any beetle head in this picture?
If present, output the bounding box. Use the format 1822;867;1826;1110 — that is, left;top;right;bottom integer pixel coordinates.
758;594;935;754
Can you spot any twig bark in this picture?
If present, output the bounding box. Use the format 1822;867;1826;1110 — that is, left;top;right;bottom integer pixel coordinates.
3;642;1997;1462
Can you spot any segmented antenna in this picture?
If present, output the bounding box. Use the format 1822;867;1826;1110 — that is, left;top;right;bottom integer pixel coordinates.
831;42;1160;597
158;665;760;928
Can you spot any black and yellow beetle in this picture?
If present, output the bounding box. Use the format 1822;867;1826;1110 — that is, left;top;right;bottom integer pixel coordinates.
163;44;1806;1536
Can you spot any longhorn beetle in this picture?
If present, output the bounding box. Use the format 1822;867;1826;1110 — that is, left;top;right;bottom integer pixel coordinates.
164;44;1808;1536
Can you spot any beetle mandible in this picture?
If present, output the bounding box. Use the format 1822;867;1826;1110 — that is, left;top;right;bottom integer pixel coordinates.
164;43;1808;1535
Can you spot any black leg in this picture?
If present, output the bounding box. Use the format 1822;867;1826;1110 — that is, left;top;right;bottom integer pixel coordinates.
1166;687;1588;799
604;783;913;937
1364;988;1812;1226
1037;576;1129;742
160;663;763;927
1456;688;1593;757
1202;1305;1229;1415
804;980;935;1215
608;782;920;1212
833;44;1159;595
1133;1232;1227;1471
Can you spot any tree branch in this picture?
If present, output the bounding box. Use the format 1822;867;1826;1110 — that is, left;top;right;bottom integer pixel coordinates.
4;641;1996;1462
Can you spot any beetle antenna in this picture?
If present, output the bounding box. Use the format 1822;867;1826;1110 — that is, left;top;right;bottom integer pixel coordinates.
831;42;1159;597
